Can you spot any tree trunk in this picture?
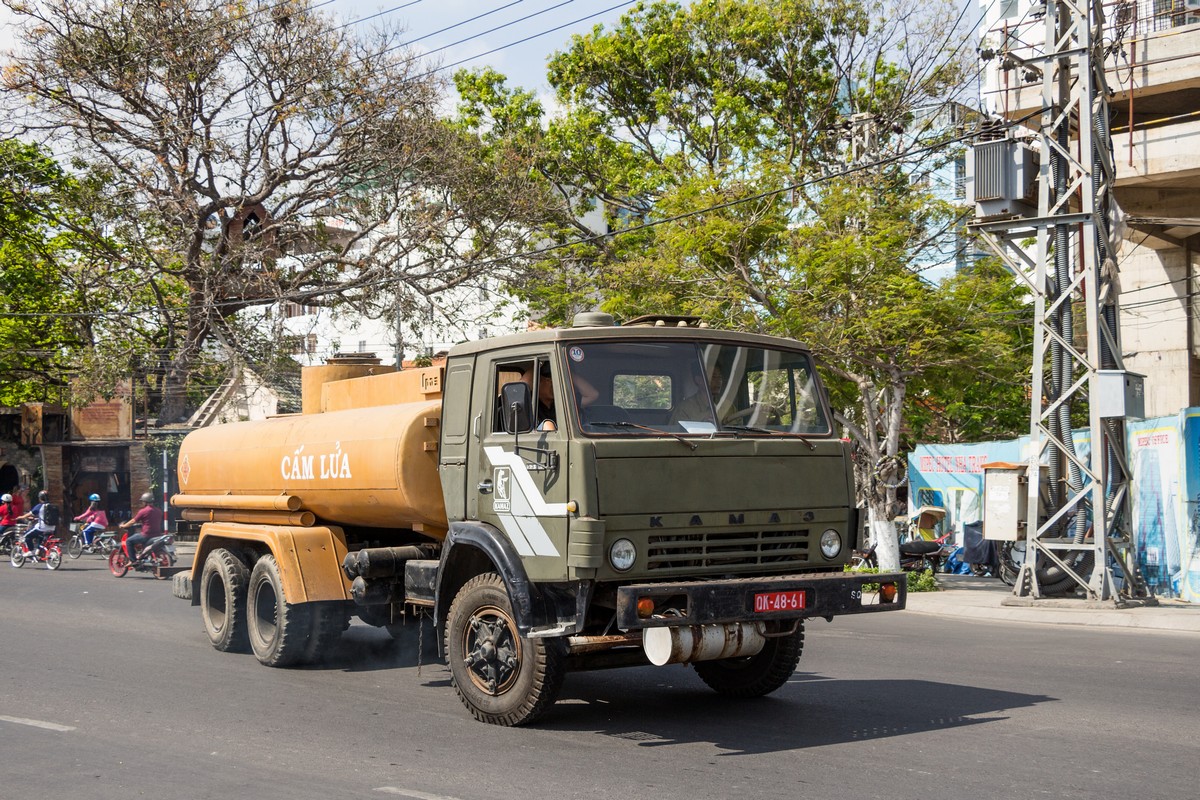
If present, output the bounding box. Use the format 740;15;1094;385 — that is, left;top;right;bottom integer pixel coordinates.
157;307;208;425
868;499;900;571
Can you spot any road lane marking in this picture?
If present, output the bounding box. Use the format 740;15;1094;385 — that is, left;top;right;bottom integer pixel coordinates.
0;715;76;732
375;789;463;800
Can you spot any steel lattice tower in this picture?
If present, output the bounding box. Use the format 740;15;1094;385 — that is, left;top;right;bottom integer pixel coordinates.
970;0;1150;601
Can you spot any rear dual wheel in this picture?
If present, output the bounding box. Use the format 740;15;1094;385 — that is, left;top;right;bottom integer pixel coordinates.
200;548;345;665
201;548;250;652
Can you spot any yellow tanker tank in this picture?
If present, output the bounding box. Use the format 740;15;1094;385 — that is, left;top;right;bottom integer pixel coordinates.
175;398;447;536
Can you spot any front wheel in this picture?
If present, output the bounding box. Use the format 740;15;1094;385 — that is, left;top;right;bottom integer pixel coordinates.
67;535;83;559
45;547;62;571
108;549;129;577
10;545;25;568
445;572;566;726
693;621;805;698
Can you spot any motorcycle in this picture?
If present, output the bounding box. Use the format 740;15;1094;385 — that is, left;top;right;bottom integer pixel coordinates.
108;532;177;579
850;505;953;573
9;527;65;570
851;533;952;573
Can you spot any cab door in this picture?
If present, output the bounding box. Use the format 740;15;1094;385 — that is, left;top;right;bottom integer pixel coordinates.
467;350;570;582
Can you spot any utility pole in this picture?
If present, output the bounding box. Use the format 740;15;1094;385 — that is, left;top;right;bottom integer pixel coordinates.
969;0;1150;602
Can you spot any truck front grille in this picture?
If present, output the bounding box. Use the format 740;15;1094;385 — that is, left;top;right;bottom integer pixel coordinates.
646;529;810;573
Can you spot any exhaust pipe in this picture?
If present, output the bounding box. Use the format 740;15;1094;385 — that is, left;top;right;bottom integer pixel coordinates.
642;622;766;666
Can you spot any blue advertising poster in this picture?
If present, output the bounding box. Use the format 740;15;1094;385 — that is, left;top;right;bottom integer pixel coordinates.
909;410;1200;602
1179;411;1200;602
1128;418;1183;596
908;438;1024;545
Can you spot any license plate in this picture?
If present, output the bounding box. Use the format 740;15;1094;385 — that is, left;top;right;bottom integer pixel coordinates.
754;590;806;613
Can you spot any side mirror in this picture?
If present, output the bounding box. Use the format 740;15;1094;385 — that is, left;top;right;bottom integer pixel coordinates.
500;381;533;433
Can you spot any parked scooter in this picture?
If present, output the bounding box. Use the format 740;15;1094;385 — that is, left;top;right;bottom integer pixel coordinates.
9;526;64;570
851;532;951;573
850;505;953;573
108;532;177;579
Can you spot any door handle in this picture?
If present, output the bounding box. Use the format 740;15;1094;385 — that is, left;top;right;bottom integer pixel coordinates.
478;479;493;494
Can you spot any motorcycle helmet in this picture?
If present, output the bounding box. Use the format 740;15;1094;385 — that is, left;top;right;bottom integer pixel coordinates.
88;493;101;502
1;494;11;503
140;492;154;504
38;490;49;502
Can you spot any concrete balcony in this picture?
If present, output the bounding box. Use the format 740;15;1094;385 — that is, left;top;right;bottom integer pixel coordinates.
982;5;1200;238
983;9;1200;128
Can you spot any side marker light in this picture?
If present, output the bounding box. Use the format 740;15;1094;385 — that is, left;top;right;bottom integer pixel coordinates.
880;583;897;604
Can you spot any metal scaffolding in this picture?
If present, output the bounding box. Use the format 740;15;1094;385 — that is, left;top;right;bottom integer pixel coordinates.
970;0;1150;601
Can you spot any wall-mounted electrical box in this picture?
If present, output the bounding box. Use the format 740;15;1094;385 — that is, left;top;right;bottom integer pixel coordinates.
967;138;1039;220
1097;370;1145;419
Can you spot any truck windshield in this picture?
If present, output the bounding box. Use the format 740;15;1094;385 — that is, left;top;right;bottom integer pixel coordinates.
562;340;830;437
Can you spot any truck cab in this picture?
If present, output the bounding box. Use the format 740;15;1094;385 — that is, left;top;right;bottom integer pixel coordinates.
425;314;904;723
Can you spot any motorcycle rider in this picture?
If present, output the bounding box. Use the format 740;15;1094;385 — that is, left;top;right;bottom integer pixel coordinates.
73;494;109;546
17;490;59;558
119;492;162;563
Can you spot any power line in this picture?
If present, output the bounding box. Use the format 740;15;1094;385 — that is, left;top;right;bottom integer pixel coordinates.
1;108;1049;325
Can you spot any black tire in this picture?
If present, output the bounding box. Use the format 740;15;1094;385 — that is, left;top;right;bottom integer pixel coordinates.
302;601;349;663
693;622;805;698
200;548;250;653
10;544;25;568
998;542;1020;586
445;573;566;726
45;547;62;570
67;535;83;559
246;554;313;667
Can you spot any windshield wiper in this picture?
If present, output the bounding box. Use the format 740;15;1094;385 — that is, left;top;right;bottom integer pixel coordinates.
722;424;816;450
588;420;698;451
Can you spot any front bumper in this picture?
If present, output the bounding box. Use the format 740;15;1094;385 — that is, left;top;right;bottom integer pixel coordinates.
615;571;906;630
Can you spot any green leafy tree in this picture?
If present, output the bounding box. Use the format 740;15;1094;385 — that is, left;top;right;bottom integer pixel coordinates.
457;0;1030;568
4;0;552;422
0;139;140;405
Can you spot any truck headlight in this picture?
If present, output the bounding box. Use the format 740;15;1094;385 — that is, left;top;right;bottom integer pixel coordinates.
819;529;842;559
609;538;636;572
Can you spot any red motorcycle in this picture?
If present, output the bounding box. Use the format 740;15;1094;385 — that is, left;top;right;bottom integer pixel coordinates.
108;532;177;579
9;526;64;570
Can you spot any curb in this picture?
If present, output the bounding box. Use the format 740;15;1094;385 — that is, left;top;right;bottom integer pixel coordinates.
904;577;1200;634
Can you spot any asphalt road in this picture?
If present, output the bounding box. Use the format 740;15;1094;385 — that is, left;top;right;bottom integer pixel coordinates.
2;556;1198;800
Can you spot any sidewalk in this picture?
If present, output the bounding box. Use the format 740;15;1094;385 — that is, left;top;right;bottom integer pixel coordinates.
906;573;1200;634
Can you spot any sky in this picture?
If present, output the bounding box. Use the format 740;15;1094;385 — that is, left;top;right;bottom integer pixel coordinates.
0;0;636;105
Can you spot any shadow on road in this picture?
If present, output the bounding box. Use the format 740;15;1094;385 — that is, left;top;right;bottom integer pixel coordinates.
302;621;1052;751
535;671;1055;754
